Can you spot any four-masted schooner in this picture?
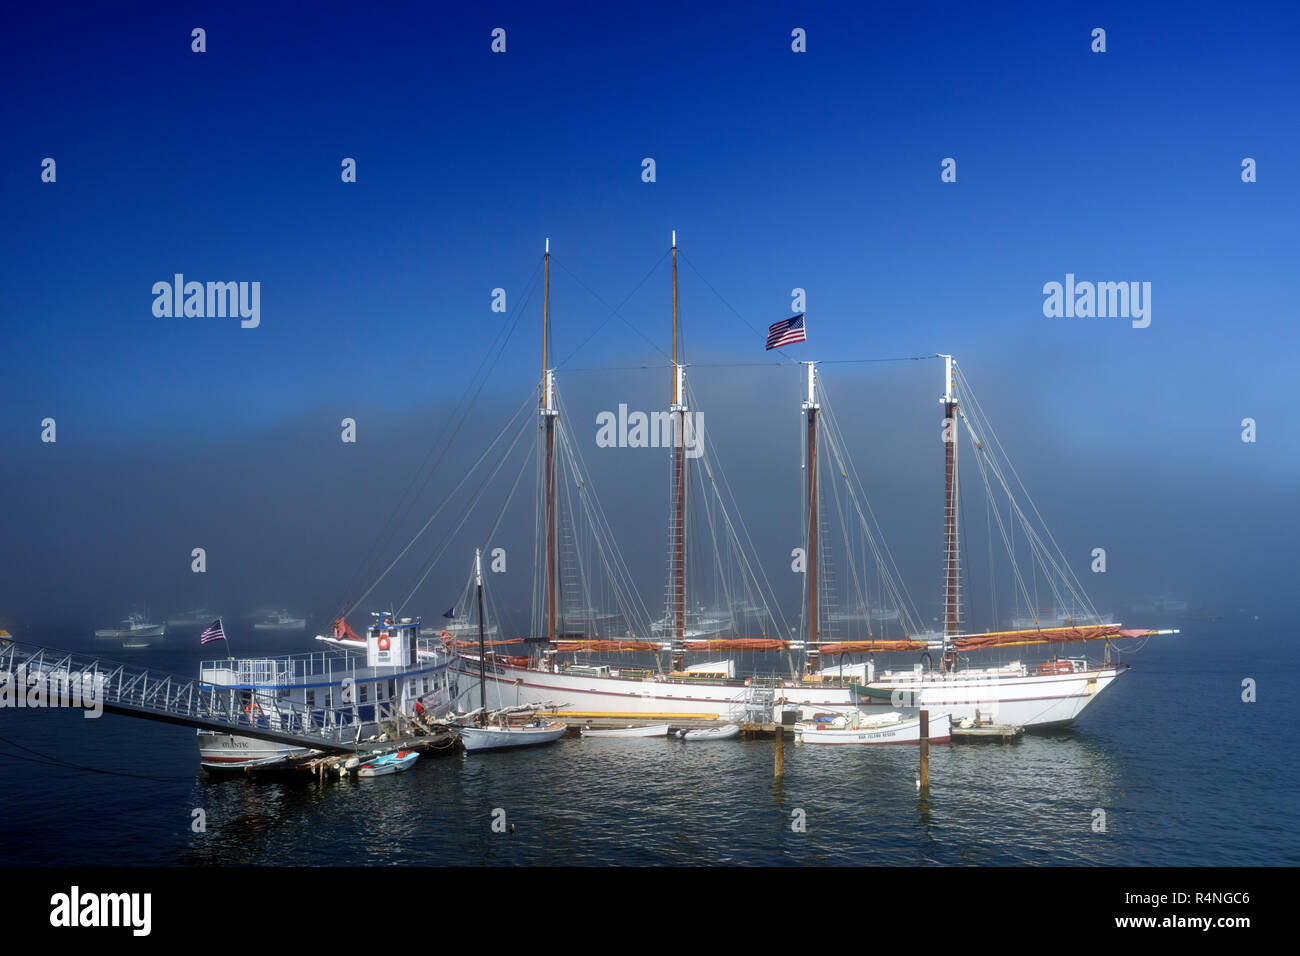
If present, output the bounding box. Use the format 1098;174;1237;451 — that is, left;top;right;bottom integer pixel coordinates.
448;234;1177;729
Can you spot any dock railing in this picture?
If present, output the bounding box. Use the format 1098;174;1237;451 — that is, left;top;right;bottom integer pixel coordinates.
2;640;368;752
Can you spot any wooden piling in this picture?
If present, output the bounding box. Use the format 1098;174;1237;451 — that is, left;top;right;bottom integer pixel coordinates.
919;709;930;790
774;721;785;779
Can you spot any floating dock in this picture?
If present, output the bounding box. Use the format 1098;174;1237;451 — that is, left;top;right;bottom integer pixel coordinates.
951;722;1024;742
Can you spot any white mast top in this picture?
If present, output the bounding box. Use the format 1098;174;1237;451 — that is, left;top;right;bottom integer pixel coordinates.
543;369;556;415
672;230;676;249
938;354;956;405
545;237;550;254
802;361;818;410
474;548;482;586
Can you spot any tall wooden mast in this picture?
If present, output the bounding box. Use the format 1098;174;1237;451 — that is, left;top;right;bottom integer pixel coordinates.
475;547;486;723
940;354;960;665
542;239;557;647
671;231;686;660
803;362;819;670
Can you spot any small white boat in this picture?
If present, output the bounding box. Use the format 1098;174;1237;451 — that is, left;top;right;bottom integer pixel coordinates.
678;723;741;741
794;710;952;745
253;611;306;631
580;723;669;738
357;750;419;777
94;614;165;646
167;607;219;628
458;718;568;753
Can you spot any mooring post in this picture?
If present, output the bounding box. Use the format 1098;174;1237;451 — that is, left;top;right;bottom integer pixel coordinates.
774;718;785;779
919;709;930;791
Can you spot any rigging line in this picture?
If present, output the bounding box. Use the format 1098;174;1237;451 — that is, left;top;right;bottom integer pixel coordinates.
956;367;1098;619
962;407;1076;618
553;365;673;371
696;416;792;642
334;264;545;622
0;733;194;782
336;263;543;606
963;419;1038;621
818;380;925;634
683;355;937;368
676;252;799;366
551;252;673;368
352;389;538;614
395;409;537;615
553;408;654;635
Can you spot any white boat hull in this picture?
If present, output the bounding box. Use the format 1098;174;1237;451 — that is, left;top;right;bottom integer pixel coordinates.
198;733;315;771
458;721;567;752
580;723;669;738
455;661;1127;729
95;626;165;641
795;712;952;745
681;723;740;741
357;751;418;777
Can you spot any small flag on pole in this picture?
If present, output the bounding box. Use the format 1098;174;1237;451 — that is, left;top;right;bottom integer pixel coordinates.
200;619;227;645
442;606;457;620
766;314;807;350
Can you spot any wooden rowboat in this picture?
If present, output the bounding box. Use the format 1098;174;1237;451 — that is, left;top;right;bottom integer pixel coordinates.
580;723;670;738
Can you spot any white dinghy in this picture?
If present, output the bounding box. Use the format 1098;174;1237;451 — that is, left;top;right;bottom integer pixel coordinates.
580;723;669;738
678;723;741;741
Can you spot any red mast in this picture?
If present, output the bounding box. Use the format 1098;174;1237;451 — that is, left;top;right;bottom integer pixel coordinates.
803;362;819;671
542;240;557;647
670;232;686;667
940;354;960;668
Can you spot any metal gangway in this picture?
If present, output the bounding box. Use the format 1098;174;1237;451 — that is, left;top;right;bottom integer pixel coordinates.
731;684;776;726
1;640;370;753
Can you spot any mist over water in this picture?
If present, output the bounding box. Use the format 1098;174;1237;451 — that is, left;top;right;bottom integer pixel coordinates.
0;339;1289;644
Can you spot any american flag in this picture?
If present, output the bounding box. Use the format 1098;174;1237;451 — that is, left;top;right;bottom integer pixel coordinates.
766;314;806;350
200;619;226;645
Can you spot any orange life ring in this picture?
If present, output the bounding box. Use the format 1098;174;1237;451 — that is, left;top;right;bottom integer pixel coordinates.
378;631;391;651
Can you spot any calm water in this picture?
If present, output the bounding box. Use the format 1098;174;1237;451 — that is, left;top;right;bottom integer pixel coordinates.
2;622;1295;866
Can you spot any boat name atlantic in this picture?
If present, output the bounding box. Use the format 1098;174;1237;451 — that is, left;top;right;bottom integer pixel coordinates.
152;274;260;328
596;404;704;458
1042;274;1151;328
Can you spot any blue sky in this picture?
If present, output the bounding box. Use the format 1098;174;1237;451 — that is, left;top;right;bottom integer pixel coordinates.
1;1;1296;625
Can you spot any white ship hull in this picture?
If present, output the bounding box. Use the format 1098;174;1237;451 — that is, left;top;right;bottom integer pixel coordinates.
455;660;1127;729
